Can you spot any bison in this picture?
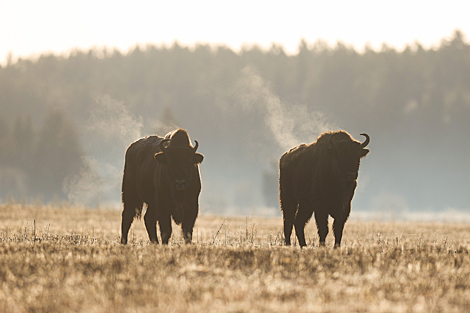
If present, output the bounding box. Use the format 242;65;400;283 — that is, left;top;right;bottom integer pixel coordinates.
279;131;370;248
120;128;203;244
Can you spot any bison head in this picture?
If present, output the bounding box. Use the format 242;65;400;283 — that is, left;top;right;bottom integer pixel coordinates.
154;139;203;218
328;133;370;181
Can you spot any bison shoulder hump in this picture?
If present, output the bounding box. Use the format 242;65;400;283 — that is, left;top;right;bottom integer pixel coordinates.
126;136;162;156
280;144;308;166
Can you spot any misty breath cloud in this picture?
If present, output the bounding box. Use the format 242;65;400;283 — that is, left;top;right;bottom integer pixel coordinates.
237;67;335;151
63;158;102;206
63;96;144;206
88;95;143;146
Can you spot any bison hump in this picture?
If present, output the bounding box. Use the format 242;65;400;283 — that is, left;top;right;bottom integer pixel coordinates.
280;144;308;166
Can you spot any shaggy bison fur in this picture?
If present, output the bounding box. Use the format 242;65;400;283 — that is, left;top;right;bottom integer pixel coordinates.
279;131;370;248
120;129;203;244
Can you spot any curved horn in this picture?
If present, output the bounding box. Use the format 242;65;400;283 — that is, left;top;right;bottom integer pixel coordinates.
360;133;370;148
159;139;170;152
193;140;199;153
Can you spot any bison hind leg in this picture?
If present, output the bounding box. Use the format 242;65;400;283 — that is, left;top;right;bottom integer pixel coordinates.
280;193;298;246
121;200;143;244
293;202;314;247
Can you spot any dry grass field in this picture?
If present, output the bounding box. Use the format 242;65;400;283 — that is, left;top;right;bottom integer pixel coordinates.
0;203;470;312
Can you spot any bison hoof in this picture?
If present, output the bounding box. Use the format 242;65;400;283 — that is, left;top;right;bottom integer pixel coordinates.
334;243;341;249
121;238;128;245
184;232;192;244
319;242;326;247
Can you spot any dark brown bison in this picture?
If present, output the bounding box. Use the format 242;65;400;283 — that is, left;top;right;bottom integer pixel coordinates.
120;129;203;244
279;131;370;248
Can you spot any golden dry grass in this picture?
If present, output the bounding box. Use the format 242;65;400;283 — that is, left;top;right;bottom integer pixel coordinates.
1;203;470;312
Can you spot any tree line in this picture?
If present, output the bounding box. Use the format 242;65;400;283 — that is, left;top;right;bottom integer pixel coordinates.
0;30;469;211
0;110;84;201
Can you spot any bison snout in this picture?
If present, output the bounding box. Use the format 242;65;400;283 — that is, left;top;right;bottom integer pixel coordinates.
175;180;187;191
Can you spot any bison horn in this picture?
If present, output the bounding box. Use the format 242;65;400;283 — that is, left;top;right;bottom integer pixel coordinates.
159;139;170;152
360;133;370;148
193;140;199;153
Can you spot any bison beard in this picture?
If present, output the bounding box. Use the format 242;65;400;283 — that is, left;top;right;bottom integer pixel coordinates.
279;131;370;248
120;129;203;244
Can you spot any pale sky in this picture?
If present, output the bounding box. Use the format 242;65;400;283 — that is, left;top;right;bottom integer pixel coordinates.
2;0;470;65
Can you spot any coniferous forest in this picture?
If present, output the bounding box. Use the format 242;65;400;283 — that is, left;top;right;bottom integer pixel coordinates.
1;30;469;216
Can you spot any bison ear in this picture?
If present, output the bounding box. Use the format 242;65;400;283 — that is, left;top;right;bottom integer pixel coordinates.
193;153;204;164
154;152;167;163
360;148;370;158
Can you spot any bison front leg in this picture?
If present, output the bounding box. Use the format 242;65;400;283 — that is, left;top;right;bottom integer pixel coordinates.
314;211;329;247
182;203;199;244
182;219;195;244
333;218;347;249
159;213;172;244
144;206;159;244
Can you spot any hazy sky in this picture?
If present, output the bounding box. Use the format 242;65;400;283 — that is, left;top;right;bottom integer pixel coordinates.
2;0;470;64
